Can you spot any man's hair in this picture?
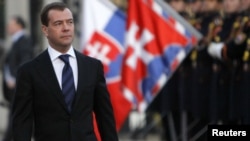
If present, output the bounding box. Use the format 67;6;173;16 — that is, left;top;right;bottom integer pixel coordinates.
13;16;26;29
40;2;69;26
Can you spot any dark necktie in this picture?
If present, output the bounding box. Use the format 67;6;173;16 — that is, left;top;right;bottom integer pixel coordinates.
59;54;75;112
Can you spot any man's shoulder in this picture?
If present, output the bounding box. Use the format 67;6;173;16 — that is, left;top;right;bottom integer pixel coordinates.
19;50;47;69
17;59;34;75
75;50;101;64
17;34;31;44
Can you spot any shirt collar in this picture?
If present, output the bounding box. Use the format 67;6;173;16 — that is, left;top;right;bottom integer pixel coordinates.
48;45;76;61
11;30;25;42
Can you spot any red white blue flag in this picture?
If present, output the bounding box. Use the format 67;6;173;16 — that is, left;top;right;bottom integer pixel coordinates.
122;0;201;112
81;0;132;132
81;0;202;133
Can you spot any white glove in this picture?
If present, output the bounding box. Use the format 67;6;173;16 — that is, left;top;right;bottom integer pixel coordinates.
207;42;224;60
128;110;146;131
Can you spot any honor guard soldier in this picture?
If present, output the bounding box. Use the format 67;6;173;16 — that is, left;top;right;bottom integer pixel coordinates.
208;0;250;125
184;0;225;140
207;0;243;124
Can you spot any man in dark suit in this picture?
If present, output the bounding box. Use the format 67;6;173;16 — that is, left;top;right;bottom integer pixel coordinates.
1;16;33;141
2;16;33;104
11;2;118;141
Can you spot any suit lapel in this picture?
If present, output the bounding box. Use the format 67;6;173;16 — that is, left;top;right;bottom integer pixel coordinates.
72;51;89;112
35;50;69;113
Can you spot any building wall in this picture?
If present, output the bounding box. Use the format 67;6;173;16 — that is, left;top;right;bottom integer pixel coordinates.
4;0;30;49
0;0;5;39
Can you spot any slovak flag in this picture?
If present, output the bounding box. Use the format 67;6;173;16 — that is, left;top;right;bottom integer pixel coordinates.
122;0;200;112
81;0;132;132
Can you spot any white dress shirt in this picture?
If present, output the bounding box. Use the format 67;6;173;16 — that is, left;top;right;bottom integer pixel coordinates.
48;46;78;90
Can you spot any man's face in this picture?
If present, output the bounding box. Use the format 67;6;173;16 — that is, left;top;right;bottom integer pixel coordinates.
190;1;203;13
203;0;219;12
42;8;74;51
169;0;185;13
7;18;20;36
241;0;250;10
223;0;240;14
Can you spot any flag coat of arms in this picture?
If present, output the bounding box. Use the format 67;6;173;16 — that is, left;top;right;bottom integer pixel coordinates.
122;0;201;112
81;0;132;132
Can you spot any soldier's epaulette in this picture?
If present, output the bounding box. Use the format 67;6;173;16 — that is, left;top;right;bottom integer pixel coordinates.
242;51;249;62
243;16;249;24
233;21;240;29
209;22;215;30
242;38;250;61
190;49;197;62
247;38;250;48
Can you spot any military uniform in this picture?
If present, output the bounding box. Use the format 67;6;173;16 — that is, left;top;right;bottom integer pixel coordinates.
176;2;216;140
222;10;250;124
212;11;243;123
189;11;222;122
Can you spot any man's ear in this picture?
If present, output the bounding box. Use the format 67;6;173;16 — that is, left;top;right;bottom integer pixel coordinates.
41;25;48;36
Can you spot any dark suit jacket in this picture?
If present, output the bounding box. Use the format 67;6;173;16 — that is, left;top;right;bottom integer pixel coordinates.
11;49;118;141
2;35;33;102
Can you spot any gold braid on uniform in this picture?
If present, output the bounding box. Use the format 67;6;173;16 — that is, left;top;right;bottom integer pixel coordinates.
243;39;250;71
